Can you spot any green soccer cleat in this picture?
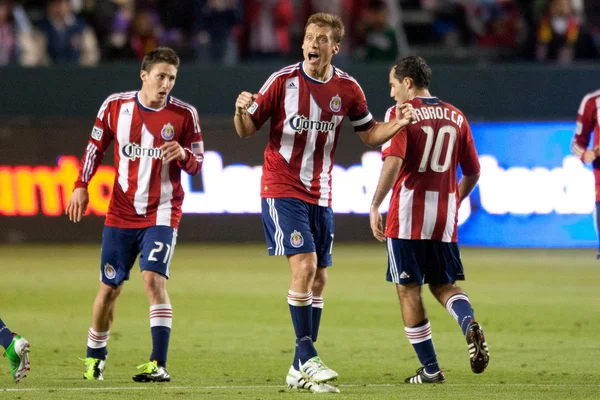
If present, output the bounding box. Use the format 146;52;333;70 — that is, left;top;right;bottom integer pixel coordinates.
5;334;30;383
80;357;105;380
132;361;171;382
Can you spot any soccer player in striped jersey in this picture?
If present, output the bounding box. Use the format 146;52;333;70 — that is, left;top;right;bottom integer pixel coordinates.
234;12;414;393
66;47;204;382
370;56;489;384
571;89;600;257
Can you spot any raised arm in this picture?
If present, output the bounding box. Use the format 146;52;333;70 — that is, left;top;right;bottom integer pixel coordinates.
234;91;258;139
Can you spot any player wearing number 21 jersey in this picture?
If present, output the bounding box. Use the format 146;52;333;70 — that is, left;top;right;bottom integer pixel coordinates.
66;47;203;383
370;56;488;385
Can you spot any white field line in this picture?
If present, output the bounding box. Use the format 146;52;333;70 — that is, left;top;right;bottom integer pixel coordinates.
3;383;600;392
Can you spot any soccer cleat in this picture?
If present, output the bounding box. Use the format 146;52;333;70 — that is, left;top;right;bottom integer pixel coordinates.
286;366;340;393
4;334;30;383
300;356;338;383
404;367;446;384
466;320;490;374
81;357;105;380
132;361;171;382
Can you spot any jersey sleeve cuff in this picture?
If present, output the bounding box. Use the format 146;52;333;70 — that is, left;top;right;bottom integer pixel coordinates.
74;181;89;190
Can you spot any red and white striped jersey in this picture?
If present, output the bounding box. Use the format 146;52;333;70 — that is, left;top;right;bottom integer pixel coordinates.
74;91;204;229
382;97;480;242
248;61;375;206
572;89;600;163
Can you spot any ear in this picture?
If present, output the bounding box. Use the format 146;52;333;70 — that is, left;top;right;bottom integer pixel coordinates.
403;77;413;89
140;70;146;83
332;42;341;55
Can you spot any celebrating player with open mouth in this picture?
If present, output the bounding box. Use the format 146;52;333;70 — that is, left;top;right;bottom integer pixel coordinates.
234;12;414;394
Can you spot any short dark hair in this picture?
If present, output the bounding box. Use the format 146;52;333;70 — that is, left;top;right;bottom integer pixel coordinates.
141;47;180;73
393;56;432;89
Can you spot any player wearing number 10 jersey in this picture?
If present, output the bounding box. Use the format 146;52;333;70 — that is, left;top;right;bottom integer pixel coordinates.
369;56;489;384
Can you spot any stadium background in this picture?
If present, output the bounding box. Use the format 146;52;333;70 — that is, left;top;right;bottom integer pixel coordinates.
1;64;598;247
2;2;600;398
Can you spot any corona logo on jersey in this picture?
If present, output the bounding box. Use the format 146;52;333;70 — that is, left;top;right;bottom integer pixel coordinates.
290;115;336;133
121;143;163;161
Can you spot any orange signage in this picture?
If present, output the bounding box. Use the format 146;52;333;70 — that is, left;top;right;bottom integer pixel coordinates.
0;156;114;216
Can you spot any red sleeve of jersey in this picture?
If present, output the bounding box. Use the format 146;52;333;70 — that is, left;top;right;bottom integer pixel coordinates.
74;96;115;189
177;105;203;176
459;121;481;176
572;94;597;159
248;72;281;130
381;106;406;160
348;81;376;132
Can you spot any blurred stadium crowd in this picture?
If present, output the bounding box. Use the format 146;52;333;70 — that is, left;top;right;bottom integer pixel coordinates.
0;0;598;66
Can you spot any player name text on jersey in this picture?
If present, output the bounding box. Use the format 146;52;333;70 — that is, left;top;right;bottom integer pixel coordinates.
412;106;464;128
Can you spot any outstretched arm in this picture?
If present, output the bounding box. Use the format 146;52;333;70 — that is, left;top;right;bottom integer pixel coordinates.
359;103;414;147
370;156;403;242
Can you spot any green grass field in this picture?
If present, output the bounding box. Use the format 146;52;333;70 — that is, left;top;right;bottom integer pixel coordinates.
1;244;599;399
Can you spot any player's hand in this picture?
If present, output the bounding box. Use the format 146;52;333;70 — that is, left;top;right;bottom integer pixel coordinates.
583;147;598;163
161;141;185;163
395;103;414;127
235;91;257;116
66;187;89;223
369;206;386;242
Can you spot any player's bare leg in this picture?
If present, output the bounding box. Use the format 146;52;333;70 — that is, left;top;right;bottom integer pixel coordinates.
430;283;489;374
133;271;172;382
82;282;123;380
396;283;445;384
287;253;338;385
92;283;123;333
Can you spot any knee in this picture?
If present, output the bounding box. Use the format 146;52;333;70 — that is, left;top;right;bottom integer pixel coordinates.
98;284;122;303
429;283;458;304
312;268;327;290
143;272;167;297
292;260;317;280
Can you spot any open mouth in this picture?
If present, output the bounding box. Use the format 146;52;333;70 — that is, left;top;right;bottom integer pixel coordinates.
308;52;320;62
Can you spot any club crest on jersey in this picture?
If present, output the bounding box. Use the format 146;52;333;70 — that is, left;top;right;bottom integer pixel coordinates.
290;115;336;133
161;123;175;140
330;95;342;113
104;263;116;279
290;230;304;248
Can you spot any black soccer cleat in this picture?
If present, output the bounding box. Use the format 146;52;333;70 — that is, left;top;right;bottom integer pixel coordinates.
466;320;489;374
404;367;446;384
132;361;171;382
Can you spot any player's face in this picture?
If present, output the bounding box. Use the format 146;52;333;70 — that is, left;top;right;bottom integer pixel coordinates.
389;68;408;104
302;24;340;72
140;62;178;107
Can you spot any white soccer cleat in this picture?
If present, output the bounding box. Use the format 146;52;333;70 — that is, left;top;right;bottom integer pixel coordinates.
287;366;340;393
300;356;338;384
